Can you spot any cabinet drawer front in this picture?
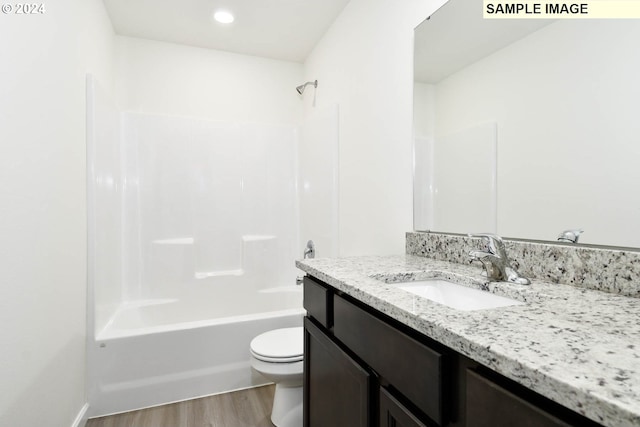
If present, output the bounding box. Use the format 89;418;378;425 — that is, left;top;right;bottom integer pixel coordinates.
380;387;428;427
333;294;446;425
466;369;571;427
303;277;332;328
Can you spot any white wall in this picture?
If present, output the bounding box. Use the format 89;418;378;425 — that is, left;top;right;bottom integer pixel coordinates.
0;0;115;426
302;0;442;256
115;36;304;125
299;105;340;258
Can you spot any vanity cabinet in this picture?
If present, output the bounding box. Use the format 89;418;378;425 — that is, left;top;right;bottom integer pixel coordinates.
466;369;571;427
303;275;447;427
379;387;428;427
302;275;603;427
333;293;446;425
303;277;332;329
304;317;370;426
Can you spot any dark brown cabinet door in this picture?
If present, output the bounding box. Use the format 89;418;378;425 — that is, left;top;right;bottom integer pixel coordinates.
304;317;370;427
466;369;571;427
333;294;446;425
380;387;428;427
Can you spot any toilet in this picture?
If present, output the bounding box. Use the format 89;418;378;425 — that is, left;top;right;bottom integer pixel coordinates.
250;327;304;427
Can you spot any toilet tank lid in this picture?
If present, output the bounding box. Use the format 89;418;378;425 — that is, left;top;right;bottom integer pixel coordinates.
250;326;304;359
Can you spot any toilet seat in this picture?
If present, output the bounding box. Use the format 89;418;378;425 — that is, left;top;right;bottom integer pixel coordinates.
250;327;303;363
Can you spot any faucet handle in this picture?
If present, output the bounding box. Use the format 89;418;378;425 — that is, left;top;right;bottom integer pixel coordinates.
468;233;504;256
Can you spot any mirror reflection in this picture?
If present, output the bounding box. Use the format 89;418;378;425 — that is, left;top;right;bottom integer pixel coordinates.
413;0;640;248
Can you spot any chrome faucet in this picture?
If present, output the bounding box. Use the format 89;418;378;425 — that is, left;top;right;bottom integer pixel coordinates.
468;233;530;285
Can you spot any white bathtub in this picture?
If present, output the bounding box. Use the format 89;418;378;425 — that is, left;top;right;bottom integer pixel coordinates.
87;287;304;417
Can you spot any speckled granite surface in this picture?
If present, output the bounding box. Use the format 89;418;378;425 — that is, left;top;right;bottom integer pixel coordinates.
407;231;640;298
296;255;640;427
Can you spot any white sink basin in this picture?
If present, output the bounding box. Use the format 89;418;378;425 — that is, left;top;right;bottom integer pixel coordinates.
393;279;524;311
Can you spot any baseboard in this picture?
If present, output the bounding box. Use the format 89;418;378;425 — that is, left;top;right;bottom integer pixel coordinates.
71;403;89;427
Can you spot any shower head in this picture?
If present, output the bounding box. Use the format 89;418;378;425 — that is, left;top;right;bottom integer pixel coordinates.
296;80;318;95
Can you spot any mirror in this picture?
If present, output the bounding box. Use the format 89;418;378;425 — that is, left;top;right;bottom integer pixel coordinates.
413;0;640;248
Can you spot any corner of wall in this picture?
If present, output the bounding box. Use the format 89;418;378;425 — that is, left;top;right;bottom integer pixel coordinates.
71;403;90;427
301;0;441;256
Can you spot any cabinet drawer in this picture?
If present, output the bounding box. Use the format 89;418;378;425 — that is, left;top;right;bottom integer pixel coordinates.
303;276;332;328
466;369;571;427
380;387;428;427
333;294;446;425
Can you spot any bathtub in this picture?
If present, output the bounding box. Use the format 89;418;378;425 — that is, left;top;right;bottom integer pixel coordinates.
87;286;304;417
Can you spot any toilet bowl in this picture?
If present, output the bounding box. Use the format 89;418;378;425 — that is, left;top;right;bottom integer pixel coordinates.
250;327;304;427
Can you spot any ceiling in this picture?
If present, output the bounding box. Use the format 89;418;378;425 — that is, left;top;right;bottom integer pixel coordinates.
414;0;553;83
102;0;351;63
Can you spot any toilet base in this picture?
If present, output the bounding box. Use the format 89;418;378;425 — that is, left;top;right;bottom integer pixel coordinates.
271;383;303;427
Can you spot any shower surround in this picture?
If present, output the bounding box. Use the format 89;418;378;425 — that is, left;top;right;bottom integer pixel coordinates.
120;112;300;305
86;76;337;416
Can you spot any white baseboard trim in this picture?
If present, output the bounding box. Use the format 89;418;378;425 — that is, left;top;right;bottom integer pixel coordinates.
71;403;89;427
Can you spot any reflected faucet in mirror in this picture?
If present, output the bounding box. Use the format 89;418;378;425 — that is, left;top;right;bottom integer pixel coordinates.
557;229;584;244
468;233;530;285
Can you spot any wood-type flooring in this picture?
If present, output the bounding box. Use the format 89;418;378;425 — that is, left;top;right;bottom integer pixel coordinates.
86;385;275;427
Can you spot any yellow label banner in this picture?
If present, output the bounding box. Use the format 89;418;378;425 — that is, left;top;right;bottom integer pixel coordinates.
483;0;640;18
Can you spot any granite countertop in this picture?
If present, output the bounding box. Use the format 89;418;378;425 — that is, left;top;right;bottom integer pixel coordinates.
296;255;640;427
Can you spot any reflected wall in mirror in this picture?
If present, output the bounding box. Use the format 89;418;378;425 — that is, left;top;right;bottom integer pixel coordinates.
413;0;640;248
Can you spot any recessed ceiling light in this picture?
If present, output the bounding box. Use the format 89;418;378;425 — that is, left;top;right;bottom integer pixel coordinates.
213;10;234;24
